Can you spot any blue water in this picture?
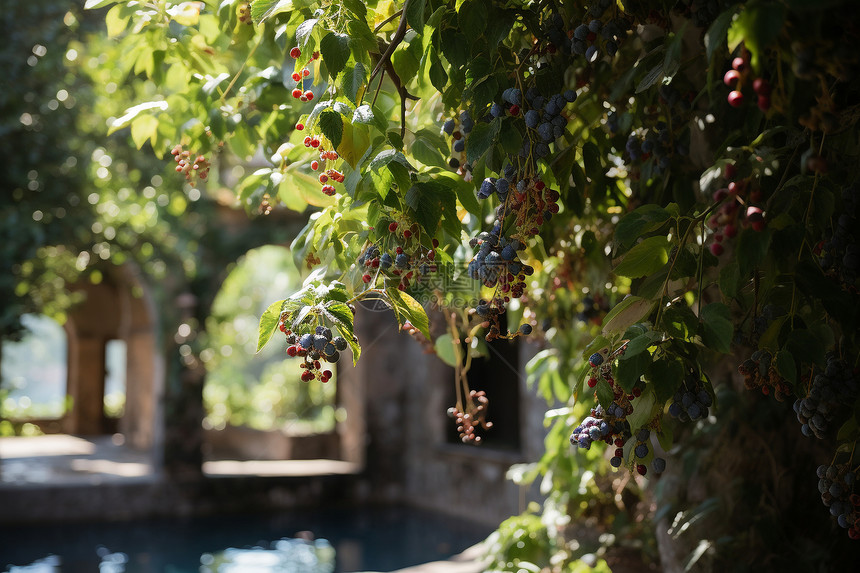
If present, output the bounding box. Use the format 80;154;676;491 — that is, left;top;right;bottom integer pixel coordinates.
0;505;492;572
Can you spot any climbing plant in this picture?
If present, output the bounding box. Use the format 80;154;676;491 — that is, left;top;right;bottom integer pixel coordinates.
86;0;860;569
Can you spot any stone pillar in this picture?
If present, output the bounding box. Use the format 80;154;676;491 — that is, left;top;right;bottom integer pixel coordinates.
65;336;107;435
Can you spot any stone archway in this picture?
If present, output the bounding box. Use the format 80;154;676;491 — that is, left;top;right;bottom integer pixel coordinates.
63;264;162;453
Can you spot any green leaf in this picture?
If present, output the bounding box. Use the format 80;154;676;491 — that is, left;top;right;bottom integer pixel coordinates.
727;1;786;71
615;205;671;250
342;0;367;18
320;32;351;78
130;115;158;149
434;333;459;367
613;236;671;278
458;0;487;38
616;351;650;393
251;0;293;25
627;388;657;431
340;62;368;104
466;118;500;164
318;111;344;148
736;228;772;278
705;7;737;62
405;182;447;235
581;335;610;361
719;260;741;300
429;50;449;92
775;350;797;384
337;121;370;168
406;0;427;35
85;0;117;9
636;63;664;94
257;299;286;353
602;297;654;336
441;28;469;68
595;379;614;410
701;302;733;353
620;332;661;360
649;357;684;404
295;18;318;47
386;288;431;340
109;101;168;134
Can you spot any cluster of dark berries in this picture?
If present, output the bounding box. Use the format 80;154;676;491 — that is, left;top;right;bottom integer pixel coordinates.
611;83;693;179
356;235;438;292
723;50;772;112
170;144;209;186
441;111;472;172
668;375;713;422
288;47;318;101
817;184;859;284
448;390;492;444
280;323;349;382
817;462;860;539
473;296;532;342
794;354;858;439
738;349;793;401
520;88;577;159
569;0;628;62
237;2;252;25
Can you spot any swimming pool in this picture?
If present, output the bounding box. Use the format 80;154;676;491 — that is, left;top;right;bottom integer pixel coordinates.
0;505;493;572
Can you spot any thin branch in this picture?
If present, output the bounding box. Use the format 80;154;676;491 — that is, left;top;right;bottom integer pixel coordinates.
370;0;411;83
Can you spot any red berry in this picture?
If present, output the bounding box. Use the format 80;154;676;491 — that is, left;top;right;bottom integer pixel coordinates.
710;242;724;256
292;72;302;82
323;370;332;379
632;387;642;397
535;181;545;190
292;88;303;99
311;138;320;148
279;322;287;332
721;223;736;238
509;104;520;115
757;95;771;112
396;246;403;254
312;51;319;60
752;78;771;96
287;346;298;357
302;69;310;77
731;57;746;71
362;274;372;283
311;160;319;170
727;90;744;108
389;222;398;232
404;230;412;239
300;95;308;102
636;464;647;476
432;238;439;248
290;47;301;58
587;377;597;388
304;90;314;101
723;69;741;87
427;250;435;260
296;123;304;131
371;258;380;268
724;163;737;180
713;188;729;202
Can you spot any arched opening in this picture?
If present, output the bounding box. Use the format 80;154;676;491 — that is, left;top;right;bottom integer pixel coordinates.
0;264;162;486
201;245;346;472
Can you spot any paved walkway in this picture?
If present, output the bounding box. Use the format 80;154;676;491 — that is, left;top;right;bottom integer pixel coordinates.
0;434;156;487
